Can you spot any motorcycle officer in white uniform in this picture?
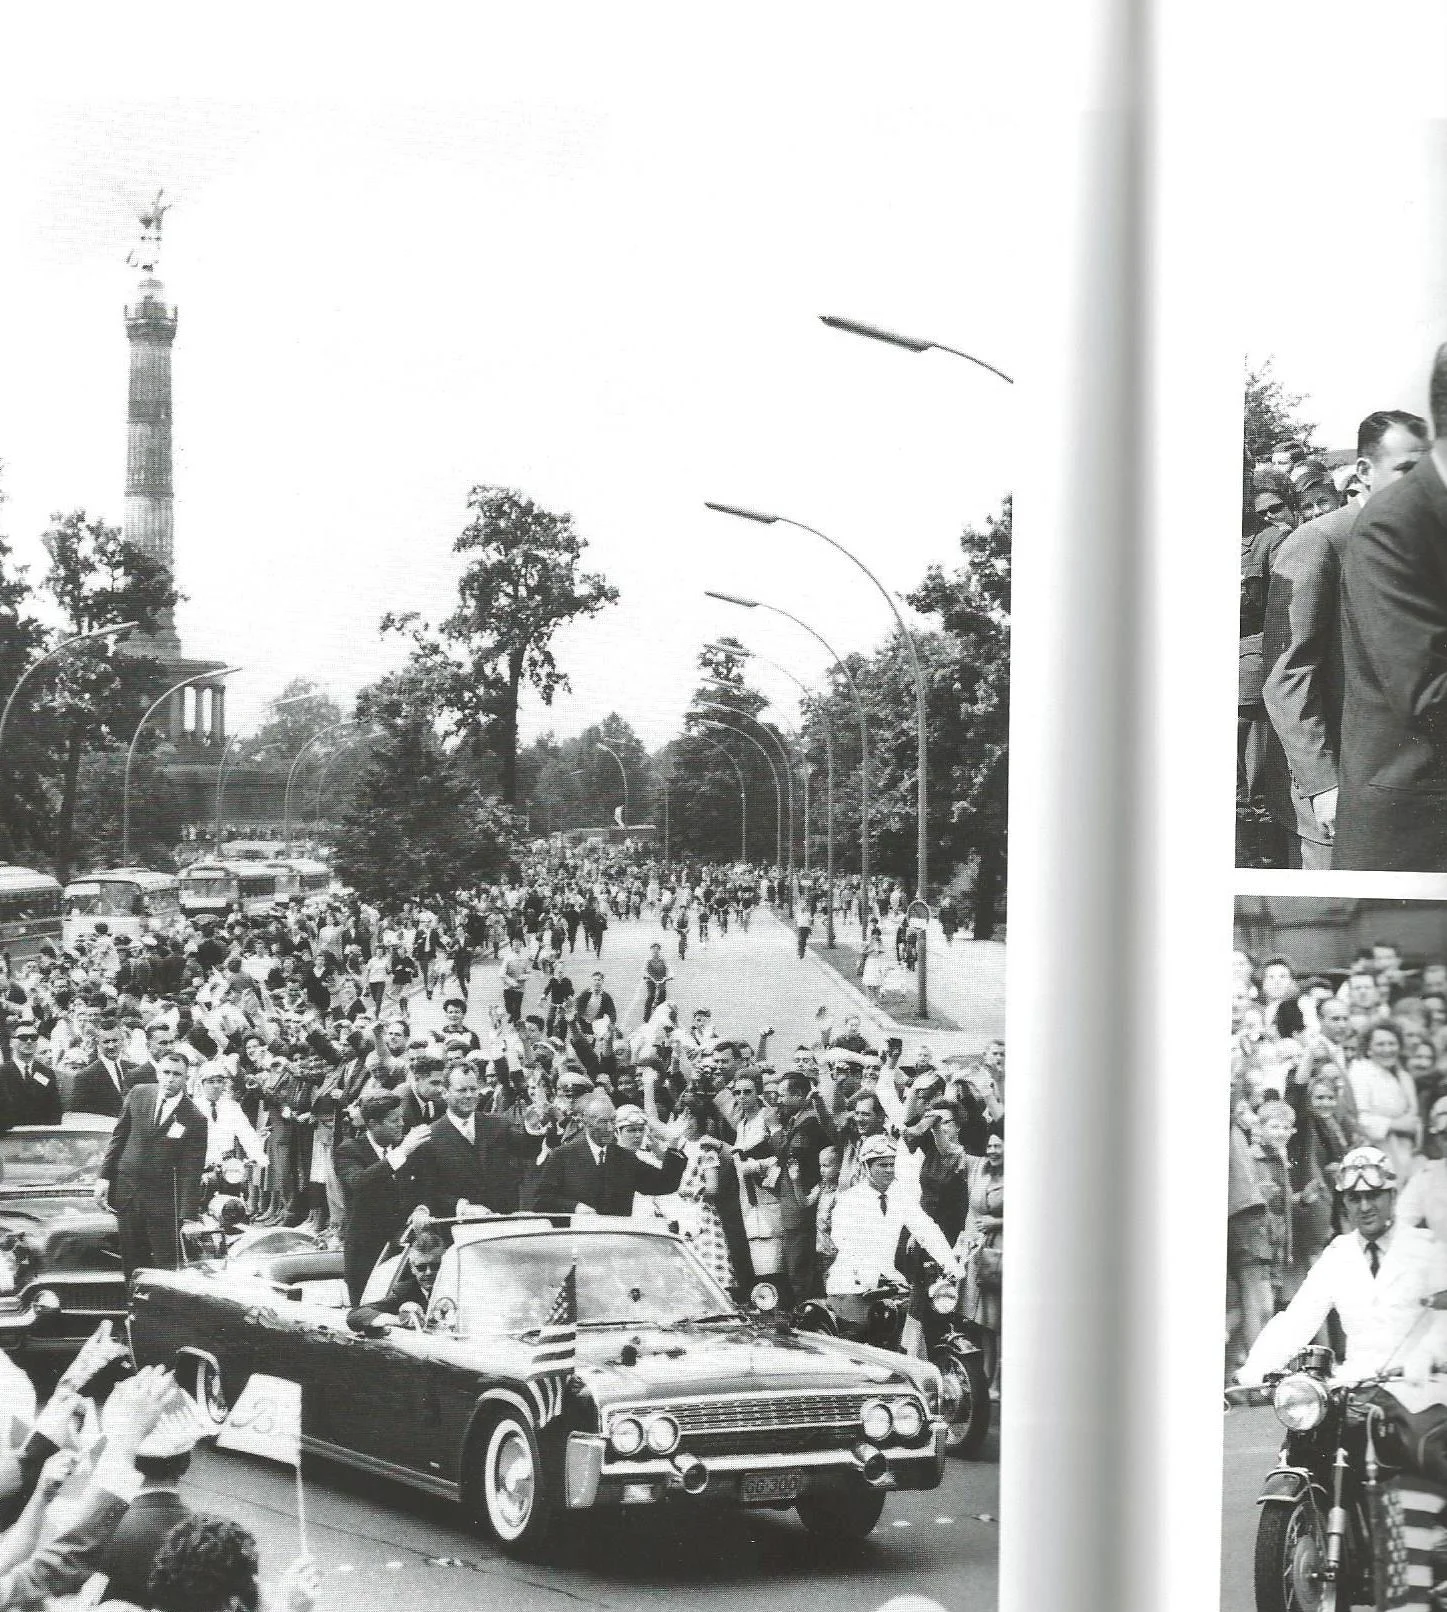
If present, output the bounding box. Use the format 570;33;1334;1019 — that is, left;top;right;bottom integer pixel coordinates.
1237;1146;1447;1387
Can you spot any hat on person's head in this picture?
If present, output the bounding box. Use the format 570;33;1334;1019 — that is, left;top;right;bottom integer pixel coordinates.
559;1071;594;1095
1337;1145;1398;1192
614;1104;647;1129
859;1134;896;1165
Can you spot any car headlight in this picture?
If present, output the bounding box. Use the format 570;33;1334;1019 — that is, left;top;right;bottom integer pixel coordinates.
929;1277;959;1315
861;1399;894;1442
29;1290;60;1315
609;1415;645;1456
1272;1374;1328;1432
645;1414;681;1455
891;1398;925;1440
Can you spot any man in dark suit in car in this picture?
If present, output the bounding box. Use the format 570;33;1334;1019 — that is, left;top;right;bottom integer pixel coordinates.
95;1050;208;1275
334;1092;432;1305
404;1063;539;1217
531;1092;685;1216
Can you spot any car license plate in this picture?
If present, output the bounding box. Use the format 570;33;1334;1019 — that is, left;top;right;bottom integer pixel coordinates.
741;1470;804;1502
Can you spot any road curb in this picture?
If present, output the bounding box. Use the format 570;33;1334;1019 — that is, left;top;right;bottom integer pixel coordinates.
761;910;905;1038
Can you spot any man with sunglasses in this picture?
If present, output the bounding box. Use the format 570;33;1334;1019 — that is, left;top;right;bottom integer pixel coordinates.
0;1021;62;1130
1238;1146;1447;1386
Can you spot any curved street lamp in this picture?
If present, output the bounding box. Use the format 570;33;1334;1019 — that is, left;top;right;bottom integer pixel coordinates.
0;621;138;771
705;504;930;1015
693;696;793;906
693;716;783;879
705;641;833;946
595;741;629;822
312;732;376;838
691;731;748;864
284;718;359;855
818;314;1013;385
706;591;870;938
122;664;242;866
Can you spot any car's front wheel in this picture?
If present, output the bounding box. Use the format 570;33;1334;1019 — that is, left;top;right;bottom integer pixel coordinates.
795;1481;886;1544
477;1414;557;1559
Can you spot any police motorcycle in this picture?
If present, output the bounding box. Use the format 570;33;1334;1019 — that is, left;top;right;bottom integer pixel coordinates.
179;1157;257;1262
1244;1342;1447;1612
790;1260;992;1458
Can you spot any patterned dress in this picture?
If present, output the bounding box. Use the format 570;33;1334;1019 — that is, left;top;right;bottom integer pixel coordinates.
674;1143;735;1290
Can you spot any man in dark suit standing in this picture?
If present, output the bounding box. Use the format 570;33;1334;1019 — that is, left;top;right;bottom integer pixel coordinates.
531;1093;685;1216
95;1051;208;1275
70;1021;150;1118
0;1022;62;1131
397;1055;447;1131
1262;410;1430;868
334;1092;431;1304
1337;348;1447;871
405;1064;539;1218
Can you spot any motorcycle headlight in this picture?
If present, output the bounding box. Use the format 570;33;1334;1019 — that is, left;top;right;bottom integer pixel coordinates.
891;1398;925;1439
750;1282;779;1313
861;1399;894;1442
929;1277;959;1315
1272;1374;1328;1432
609;1415;645;1456
645;1414;681;1455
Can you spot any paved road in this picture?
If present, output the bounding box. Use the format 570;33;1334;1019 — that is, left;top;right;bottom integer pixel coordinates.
177;1439;996;1612
1221;1406;1282;1611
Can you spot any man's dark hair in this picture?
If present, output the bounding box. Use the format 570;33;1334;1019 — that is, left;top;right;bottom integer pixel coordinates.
146;1513;260;1612
412;1053;446;1078
361;1091;402;1126
780;1071;812;1100
135;1450;192;1484
1357;408;1430;457
157;1049;189;1073
1431;345;1447;441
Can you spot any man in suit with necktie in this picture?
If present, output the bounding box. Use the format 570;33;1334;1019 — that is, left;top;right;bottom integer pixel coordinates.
405;1062;539;1218
95;1050;208;1275
0;1021;62;1131
531;1092;685;1216
334;1092;432;1304
398;1054;448;1131
1336;347;1447;870
70;1021;150;1118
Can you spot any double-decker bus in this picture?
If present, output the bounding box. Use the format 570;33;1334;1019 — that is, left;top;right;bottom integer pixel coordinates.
0;868;63;963
179;862;280;920
61;869;182;948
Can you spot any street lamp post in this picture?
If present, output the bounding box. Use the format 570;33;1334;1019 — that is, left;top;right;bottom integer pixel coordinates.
596;741;629;822
283;718;358;855
0;621;138;774
693;732;748;863
693;697;793;910
704;641;833;947
123;664;242;866
706;593;868;946
817;314;1013;385
706;504;930;1016
312;734;373;838
694;716;782;878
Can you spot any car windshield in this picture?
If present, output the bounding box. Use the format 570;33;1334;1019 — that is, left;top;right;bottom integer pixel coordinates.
453;1232;734;1337
0;1131;109;1188
184;874;232;898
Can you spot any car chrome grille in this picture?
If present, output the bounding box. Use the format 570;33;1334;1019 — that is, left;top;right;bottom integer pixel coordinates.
668;1393;870;1437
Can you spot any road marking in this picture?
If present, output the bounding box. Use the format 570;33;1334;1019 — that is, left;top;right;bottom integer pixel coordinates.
936;1516;954;1525
335;1565;354;1573
385;1560;404;1569
893;1519;912;1528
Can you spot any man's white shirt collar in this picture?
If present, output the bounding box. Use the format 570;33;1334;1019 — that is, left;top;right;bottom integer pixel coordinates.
448;1112;476;1144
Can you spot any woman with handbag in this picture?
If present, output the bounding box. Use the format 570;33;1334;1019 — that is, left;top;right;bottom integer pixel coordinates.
962;1132;1004;1393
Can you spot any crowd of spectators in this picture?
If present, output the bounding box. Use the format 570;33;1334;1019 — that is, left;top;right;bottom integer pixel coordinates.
1227;934;1447;1377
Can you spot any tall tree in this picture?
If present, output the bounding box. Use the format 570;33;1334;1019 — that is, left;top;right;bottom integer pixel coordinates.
0;467;53;864
39;511;177;881
383;486;618;806
238;678;342;765
332;665;521;906
1244;359;1319;463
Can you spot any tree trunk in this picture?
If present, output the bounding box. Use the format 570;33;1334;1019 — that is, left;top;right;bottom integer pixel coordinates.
972;840;1004;941
498;659;523;805
55;720;86;884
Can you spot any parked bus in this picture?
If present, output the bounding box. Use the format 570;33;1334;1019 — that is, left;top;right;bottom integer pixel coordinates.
281;858;333;898
259;862;302;903
0;867;63;963
61;869;182;948
179;862;280;920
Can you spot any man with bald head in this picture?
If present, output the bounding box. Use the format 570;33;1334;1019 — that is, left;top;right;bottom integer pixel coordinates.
1336;346;1447;869
530;1090;686;1216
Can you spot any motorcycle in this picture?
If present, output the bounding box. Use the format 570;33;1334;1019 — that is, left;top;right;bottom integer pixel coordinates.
180;1157;257;1262
792;1271;992;1457
1245;1345;1447;1612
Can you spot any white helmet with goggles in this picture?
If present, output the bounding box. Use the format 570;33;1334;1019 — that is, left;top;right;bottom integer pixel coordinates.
1336;1146;1397;1193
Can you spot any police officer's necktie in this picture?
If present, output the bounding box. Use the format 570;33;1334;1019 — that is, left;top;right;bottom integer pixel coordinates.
878;1190;889;1216
1365;1239;1381;1277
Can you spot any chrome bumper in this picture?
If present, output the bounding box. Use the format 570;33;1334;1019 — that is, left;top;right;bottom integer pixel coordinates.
564;1421;947;1509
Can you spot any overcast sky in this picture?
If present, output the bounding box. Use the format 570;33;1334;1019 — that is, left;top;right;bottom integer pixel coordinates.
1244;118;1447;450
0;19;1017;753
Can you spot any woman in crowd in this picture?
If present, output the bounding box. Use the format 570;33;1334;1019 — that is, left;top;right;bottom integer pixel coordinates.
667;1095;739;1292
962;1133;1004;1361
860;921;886;1006
1348;1020;1422;1182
